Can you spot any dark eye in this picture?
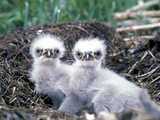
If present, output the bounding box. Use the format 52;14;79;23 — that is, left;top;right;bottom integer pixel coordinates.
76;51;83;59
35;48;43;57
36;48;42;54
94;51;102;58
54;48;60;54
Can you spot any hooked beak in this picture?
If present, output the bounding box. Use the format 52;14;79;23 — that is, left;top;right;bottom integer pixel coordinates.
82;53;94;61
43;49;57;58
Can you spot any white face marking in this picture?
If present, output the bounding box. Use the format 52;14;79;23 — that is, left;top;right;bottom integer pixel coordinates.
30;34;65;62
73;37;106;67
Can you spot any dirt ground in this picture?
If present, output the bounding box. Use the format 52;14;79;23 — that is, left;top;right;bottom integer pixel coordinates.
0;22;160;119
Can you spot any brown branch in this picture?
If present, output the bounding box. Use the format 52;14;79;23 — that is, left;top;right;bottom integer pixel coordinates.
116;23;160;32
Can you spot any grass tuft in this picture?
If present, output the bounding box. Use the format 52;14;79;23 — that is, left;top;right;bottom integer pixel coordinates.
0;0;139;34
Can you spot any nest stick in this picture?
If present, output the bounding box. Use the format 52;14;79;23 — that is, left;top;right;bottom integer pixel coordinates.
116;23;160;32
123;35;155;41
114;10;160;20
127;0;159;12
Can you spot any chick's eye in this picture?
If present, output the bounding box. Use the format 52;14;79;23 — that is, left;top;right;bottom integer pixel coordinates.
94;51;102;57
36;48;42;54
75;51;83;59
54;48;60;54
76;51;82;56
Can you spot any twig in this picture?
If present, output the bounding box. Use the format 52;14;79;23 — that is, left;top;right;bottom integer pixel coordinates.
118;18;160;27
124;36;154;50
124;35;155;41
148;50;157;61
128;51;148;74
136;65;160;78
116;23;160;32
114;10;160;20
126;0;160;12
149;76;160;84
148;17;160;23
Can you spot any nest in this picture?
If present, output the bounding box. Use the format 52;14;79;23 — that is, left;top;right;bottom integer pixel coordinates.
0;22;125;109
0;22;160;119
